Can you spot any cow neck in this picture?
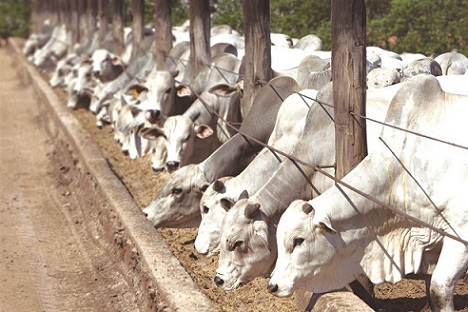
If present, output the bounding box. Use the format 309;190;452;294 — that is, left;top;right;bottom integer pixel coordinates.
253;156;316;219
200;133;260;183
314;154;392;227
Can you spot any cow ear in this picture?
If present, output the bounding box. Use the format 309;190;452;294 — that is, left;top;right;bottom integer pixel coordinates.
111;56;120;65
82;59;92;66
126;84;149;97
238;190;249;201
244;203;260;219
129;106;142;118
120;95;129;106
138;126;166;140
176;84;192;97
208;84;238;97
220;198;234;211
194;124;213;139
302;202;314;214
253;220;270;251
317;216;336;235
212;179;225;192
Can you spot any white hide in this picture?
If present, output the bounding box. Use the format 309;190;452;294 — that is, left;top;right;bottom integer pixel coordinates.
269;75;468;312
435;51;468;75
213;81;406;290
195;89;317;257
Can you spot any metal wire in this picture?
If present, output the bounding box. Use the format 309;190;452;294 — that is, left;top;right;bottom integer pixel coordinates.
161;55;468;245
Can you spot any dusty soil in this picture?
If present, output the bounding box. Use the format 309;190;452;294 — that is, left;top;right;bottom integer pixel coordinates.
0;44;168;311
14;40;468;311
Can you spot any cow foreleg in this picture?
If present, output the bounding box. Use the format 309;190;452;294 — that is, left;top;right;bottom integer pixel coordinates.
429;238;468;312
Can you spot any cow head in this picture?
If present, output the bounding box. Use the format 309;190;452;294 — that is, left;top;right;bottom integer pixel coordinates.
138;126;167;172
49;54;77;88
140;115;213;171
268;199;357;297
72;60;95;96
142;164;210;228
91;49;111;77
139;70;179;118
195;177;235;257
214;191;277;290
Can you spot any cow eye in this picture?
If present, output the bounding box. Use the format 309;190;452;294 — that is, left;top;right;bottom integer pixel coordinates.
203;205;209;213
293;238;304;249
171;188;182;195
233;240;243;249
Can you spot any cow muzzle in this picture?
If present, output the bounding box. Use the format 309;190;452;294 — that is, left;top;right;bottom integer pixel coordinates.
267;283;278;294
145;109;161;124
166;161;180;171
213;275;224;286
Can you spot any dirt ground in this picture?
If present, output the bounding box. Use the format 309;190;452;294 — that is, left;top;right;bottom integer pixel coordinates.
10;40;468;311
64;84;468;311
0;45;171;311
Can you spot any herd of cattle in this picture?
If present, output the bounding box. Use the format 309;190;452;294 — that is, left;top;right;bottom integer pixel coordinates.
23;19;468;311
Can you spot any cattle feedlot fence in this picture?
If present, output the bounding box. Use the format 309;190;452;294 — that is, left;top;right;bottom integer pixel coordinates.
174;57;468;247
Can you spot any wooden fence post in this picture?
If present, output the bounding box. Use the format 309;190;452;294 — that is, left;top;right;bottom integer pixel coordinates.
98;0;109;45
131;0;145;59
112;0;124;55
87;0;98;36
189;0;211;81
332;0;367;178
154;0;172;70
241;0;272;117
331;0;376;310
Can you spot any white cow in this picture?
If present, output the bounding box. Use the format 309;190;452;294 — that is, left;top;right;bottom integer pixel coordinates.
268;75;468;312
49;53;78;88
140;83;242;170
91;49;126;82
142;76;302;228
195;89;317;257
367;46;406;72
32;24;69;70
23;32;52;58
67;60;99;109
213;81;405;290
271;33;294;48
402;58;442;81
435;51;468;75
215;79;414;290
295;55;331;89
367;67;401;89
293;34;323;54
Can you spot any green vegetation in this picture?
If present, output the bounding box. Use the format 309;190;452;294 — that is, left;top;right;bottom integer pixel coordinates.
0;0;31;37
211;0;467;56
1;0;465;55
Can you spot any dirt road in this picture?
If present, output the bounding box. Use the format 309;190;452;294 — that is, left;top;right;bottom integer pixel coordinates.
0;46;148;312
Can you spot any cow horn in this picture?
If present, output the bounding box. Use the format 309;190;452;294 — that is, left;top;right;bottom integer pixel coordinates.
302;202;313;214
238;190;249;201
244;203;260;219
212;179;224;193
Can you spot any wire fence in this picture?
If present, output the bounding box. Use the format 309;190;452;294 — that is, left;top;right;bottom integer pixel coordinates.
168;55;468;246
